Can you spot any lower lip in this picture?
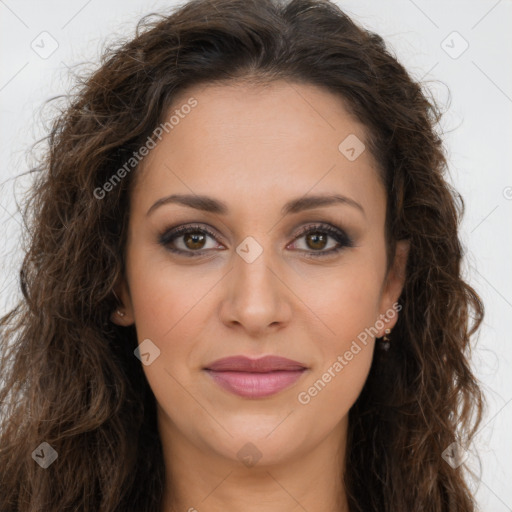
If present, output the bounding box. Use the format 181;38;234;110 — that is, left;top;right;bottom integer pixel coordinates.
204;369;306;398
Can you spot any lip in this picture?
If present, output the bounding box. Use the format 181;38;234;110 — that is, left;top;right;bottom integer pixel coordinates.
203;356;308;399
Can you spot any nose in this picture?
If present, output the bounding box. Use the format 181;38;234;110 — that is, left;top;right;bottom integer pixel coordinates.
218;247;293;336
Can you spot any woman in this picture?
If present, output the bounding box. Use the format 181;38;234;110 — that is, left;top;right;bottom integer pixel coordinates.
0;0;485;510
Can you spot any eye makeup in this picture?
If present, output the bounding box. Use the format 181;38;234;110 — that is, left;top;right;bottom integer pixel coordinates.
158;221;356;259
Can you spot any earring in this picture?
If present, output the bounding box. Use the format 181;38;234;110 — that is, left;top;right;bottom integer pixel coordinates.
379;328;391;351
112;290;126;319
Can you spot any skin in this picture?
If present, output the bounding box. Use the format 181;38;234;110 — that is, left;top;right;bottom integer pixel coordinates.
113;80;409;512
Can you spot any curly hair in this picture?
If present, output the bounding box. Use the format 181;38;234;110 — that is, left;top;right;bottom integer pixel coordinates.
0;0;485;510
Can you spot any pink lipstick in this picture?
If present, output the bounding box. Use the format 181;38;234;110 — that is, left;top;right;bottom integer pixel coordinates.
203;355;308;399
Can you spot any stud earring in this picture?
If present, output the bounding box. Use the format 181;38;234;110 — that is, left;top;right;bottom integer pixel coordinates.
379;328;391;351
116;309;125;318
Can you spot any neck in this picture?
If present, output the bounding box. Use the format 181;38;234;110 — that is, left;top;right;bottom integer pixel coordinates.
158;411;350;512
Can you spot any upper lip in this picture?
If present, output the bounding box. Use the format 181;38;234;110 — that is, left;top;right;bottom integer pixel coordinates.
204;355;307;373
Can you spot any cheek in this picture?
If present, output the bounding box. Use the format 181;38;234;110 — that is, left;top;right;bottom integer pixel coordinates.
300;252;384;343
123;254;193;409
126;244;207;340
295;270;380;411
293;255;382;408
125;251;207;420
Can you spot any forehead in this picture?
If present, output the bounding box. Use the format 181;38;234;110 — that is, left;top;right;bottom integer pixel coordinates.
133;80;384;217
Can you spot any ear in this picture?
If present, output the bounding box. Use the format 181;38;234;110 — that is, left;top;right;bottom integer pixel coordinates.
377;239;410;336
110;277;135;326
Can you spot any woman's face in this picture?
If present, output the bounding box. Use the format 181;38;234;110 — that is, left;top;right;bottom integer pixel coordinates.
114;81;408;469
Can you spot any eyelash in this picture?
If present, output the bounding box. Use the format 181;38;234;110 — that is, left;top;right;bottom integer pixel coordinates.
159;222;355;258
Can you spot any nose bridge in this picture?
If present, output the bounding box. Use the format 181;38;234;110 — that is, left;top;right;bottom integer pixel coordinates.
234;238;280;305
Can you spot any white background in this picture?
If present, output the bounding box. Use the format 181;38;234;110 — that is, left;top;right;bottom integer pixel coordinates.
0;1;511;510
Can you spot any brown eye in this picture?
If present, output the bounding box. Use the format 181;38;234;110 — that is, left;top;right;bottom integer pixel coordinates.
159;225;221;256
289;223;355;257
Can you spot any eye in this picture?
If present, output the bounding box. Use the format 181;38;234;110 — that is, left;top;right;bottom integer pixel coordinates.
159;224;222;257
288;223;355;257
159;222;354;258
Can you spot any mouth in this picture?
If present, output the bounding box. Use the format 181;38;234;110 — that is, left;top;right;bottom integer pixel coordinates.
203;355;308;399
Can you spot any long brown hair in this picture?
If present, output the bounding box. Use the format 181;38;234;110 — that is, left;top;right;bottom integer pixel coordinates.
0;0;485;510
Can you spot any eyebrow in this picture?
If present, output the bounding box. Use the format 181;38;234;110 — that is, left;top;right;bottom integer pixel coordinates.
146;193;365;218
